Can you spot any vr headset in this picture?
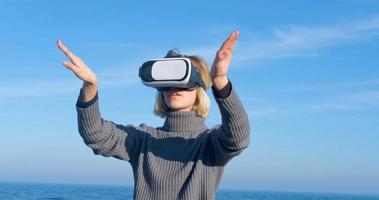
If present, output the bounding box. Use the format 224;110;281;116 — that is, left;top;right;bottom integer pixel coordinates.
139;57;206;91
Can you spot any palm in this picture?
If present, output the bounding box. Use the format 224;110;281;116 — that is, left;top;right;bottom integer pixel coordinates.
211;31;239;78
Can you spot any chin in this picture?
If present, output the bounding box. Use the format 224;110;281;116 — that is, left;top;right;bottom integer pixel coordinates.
168;104;187;111
167;101;192;111
164;95;195;111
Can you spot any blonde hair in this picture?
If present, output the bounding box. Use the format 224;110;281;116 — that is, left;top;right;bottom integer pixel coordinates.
154;49;212;118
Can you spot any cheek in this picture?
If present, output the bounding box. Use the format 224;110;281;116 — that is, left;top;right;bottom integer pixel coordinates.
182;92;197;106
189;92;197;104
179;96;195;106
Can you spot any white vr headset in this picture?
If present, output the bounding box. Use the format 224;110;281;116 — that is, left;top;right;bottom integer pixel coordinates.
139;57;206;91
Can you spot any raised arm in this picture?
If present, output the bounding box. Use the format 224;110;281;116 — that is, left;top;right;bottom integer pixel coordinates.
208;32;251;166
57;40;141;163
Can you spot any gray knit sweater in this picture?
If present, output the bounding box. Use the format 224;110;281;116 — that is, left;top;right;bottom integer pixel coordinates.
75;81;250;200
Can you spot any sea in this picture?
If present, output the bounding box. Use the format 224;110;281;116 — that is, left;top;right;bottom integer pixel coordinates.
0;181;378;200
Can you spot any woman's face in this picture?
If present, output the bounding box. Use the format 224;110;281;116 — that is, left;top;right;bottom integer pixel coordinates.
163;88;197;112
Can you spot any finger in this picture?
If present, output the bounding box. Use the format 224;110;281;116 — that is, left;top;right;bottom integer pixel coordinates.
57;40;73;57
57;40;81;65
217;49;231;60
223;31;239;51
219;31;239;53
63;61;79;72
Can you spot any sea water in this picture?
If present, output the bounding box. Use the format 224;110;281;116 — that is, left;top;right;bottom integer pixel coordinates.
0;181;378;200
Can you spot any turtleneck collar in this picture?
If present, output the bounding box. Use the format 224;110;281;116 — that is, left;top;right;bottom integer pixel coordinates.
161;111;207;132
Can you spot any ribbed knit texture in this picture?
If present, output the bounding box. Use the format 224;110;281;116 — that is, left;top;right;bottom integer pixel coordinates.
75;85;250;200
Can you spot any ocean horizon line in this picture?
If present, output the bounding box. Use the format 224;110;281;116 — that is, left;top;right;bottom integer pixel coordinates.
1;180;378;197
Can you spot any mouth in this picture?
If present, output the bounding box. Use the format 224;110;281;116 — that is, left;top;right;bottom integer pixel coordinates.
169;91;182;97
170;93;181;97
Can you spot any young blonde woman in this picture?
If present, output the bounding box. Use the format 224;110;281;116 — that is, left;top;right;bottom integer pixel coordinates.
57;31;250;200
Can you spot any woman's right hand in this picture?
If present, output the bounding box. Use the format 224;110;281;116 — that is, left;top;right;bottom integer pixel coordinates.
57;39;98;102
57;39;98;85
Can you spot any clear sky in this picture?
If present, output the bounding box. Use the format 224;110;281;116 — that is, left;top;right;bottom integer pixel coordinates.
0;0;378;195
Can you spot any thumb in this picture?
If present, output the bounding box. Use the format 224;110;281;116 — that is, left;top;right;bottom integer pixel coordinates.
63;61;76;70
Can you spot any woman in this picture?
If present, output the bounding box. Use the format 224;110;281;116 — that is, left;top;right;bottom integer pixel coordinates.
57;31;250;200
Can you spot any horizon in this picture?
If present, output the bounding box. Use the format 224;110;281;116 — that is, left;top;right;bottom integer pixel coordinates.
1;180;379;197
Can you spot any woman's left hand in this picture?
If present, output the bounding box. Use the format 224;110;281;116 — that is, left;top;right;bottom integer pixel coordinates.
211;31;239;91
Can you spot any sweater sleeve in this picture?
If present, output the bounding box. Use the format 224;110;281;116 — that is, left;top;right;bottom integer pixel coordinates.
76;89;98;109
208;80;251;166
75;88;142;163
212;79;232;99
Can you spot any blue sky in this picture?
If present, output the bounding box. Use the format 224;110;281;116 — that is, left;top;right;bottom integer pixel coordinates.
0;0;378;195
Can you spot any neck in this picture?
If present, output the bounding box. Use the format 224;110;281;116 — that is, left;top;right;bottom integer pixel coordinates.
169;106;193;112
161;110;207;132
